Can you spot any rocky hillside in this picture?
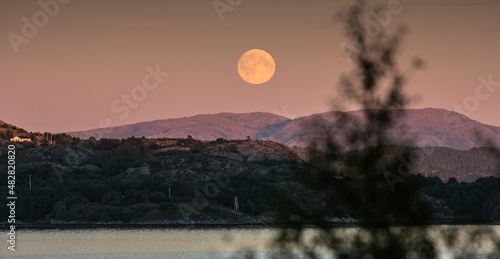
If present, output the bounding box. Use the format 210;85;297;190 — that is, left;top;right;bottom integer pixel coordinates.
0;137;300;224
0;119;30;138
203;140;300;162
16;145;97;168
6;135;497;184
7;137;301;178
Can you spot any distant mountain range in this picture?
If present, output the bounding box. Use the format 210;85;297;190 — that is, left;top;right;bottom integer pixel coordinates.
67;108;500;150
68;112;290;141
268;108;500;150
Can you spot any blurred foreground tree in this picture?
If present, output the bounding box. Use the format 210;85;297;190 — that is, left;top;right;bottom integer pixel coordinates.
273;1;500;258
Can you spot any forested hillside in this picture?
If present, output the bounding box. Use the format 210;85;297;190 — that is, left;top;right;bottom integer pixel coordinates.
0;137;498;224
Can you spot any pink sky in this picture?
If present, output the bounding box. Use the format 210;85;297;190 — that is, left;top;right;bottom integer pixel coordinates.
1;0;499;132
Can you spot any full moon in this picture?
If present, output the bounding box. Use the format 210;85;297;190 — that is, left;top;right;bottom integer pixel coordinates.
238;49;275;85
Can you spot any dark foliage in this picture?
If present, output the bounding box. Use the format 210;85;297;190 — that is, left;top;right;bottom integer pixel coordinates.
273;1;500;258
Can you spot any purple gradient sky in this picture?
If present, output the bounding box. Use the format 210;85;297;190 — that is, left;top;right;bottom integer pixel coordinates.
1;0;499;133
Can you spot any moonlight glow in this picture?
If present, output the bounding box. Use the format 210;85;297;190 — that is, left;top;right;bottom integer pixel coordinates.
237;49;275;85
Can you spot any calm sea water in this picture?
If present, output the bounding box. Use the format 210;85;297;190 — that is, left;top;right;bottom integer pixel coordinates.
1;226;499;258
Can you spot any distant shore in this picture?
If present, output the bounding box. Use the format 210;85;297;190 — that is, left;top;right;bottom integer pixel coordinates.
2;222;269;230
3;220;499;230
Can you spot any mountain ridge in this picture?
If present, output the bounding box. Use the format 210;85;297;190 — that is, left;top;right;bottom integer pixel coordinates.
64;108;500;150
68;112;290;141
269;108;500;150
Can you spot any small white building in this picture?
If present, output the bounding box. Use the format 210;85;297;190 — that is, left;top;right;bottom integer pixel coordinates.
10;136;32;142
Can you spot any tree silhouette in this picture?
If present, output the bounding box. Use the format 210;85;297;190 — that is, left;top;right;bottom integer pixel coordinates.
272;1;500;258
